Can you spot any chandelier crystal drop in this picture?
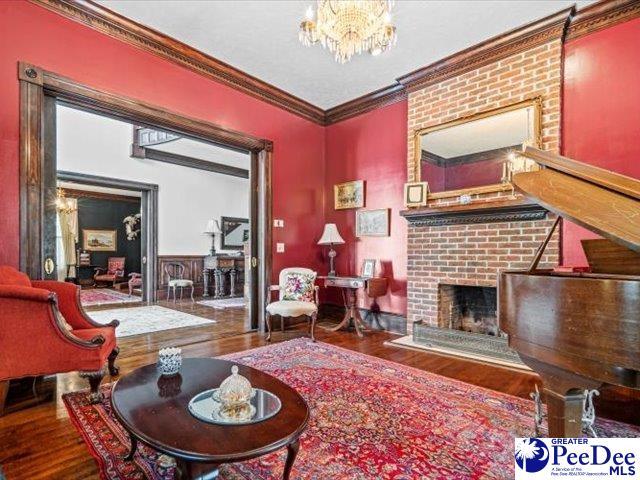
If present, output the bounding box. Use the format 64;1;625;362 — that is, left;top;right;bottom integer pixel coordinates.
55;188;77;214
299;1;397;64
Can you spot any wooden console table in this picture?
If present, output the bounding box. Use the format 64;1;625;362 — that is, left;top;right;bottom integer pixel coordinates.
318;276;388;337
203;254;245;298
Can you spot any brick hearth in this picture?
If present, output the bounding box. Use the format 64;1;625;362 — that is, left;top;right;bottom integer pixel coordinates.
406;218;559;332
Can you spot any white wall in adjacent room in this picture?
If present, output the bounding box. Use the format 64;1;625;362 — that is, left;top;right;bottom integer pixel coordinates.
57;105;250;256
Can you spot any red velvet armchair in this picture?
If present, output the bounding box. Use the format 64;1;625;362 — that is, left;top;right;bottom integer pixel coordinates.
94;257;126;287
0;266;120;414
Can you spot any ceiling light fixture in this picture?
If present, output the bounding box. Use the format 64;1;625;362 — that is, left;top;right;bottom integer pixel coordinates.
299;1;397;64
55;188;77;214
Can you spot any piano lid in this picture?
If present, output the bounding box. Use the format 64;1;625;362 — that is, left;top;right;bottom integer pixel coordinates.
512;147;640;253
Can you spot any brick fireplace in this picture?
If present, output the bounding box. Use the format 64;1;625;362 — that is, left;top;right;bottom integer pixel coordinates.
402;16;565;335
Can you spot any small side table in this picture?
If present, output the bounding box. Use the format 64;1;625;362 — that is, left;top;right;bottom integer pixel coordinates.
75;264;98;287
203;254;244;298
318;276;388;337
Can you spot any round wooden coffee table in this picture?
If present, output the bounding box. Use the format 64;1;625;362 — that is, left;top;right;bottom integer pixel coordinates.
111;357;309;480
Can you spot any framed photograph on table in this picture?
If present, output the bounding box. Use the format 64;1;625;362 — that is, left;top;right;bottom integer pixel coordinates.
356;208;390;237
361;259;376;278
404;181;429;207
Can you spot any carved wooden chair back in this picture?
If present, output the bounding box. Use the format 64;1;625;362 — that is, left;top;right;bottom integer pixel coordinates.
164;262;186;283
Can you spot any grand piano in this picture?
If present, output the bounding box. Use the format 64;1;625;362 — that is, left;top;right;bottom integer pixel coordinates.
498;146;640;438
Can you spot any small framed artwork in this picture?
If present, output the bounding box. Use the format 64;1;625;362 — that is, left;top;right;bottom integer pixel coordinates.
334;180;365;210
79;251;91;266
356;208;390;237
83;229;117;251
404;181;429;208
361;259;376;278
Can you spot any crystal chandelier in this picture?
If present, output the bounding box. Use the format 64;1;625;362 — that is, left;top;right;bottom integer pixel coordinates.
299;1;397;64
55;188;77;214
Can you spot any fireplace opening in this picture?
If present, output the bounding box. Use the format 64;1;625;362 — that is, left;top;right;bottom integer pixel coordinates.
437;284;500;336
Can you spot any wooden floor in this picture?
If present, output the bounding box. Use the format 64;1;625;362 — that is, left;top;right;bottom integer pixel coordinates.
84;296;253;342
0;320;638;479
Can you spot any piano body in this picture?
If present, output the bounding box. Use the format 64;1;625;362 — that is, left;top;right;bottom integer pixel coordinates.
498;146;640;437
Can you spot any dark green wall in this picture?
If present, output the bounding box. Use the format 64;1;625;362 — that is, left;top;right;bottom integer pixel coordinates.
77;196;141;276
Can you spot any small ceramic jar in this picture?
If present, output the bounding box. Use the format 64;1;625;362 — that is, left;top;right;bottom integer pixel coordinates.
157;347;182;376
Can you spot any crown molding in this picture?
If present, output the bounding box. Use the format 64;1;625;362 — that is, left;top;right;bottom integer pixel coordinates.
324;83;407;125
397;6;574;93
29;0;326;125
566;0;640;41
28;0;640;127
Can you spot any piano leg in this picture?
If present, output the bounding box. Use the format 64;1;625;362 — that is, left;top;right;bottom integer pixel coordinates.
544;388;588;438
521;356;600;437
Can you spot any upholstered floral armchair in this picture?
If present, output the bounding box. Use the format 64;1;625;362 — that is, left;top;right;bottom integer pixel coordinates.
94;257;126;287
0;266;119;415
265;267;318;342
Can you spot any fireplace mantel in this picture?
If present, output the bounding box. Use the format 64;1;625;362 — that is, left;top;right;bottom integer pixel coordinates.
400;197;548;226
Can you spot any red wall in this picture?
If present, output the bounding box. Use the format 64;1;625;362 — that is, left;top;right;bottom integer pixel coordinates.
324;101;408;315
561;18;640;265
2;1;639;315
0;1;325;278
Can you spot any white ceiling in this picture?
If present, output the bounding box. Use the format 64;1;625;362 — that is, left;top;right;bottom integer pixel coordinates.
99;0;593;109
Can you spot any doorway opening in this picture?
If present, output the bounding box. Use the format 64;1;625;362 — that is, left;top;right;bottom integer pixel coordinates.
54;104;254;337
19;63;272;339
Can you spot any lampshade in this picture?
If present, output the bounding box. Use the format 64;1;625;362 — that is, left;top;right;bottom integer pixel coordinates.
317;223;345;245
204;219;221;234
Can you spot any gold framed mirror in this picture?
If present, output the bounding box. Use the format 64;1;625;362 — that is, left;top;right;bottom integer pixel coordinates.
412;97;542;199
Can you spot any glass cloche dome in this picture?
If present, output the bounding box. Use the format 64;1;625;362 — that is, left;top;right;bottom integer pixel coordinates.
218;365;253;408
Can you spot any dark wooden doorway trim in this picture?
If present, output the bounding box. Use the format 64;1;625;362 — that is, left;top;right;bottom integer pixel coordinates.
57;171;159;303
18;61;272;330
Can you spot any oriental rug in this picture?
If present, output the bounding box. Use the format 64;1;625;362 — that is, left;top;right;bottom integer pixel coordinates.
80;288;140;307
88;305;216;338
63;338;640;479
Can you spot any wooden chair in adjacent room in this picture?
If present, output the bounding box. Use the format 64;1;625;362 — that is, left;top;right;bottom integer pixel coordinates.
165;262;194;303
93;256;126;288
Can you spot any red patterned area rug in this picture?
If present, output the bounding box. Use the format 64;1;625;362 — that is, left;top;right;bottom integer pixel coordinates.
63;338;640;479
80;288;140;307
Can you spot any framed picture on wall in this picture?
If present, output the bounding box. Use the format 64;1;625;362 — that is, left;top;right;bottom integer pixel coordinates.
356;208;390;237
334;180;365;210
82;229;117;251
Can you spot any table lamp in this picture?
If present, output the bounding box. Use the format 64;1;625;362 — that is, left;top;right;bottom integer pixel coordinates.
317;223;345;277
204;219;221;256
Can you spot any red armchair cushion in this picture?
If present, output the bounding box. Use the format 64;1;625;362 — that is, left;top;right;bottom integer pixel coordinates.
32;280;88;330
95;274;118;282
0;266;31;287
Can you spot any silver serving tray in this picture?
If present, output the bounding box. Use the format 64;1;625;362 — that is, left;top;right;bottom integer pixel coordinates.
187;387;281;425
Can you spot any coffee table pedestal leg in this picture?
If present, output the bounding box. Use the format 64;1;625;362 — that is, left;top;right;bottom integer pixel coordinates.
175;459;219;480
282;439;300;480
